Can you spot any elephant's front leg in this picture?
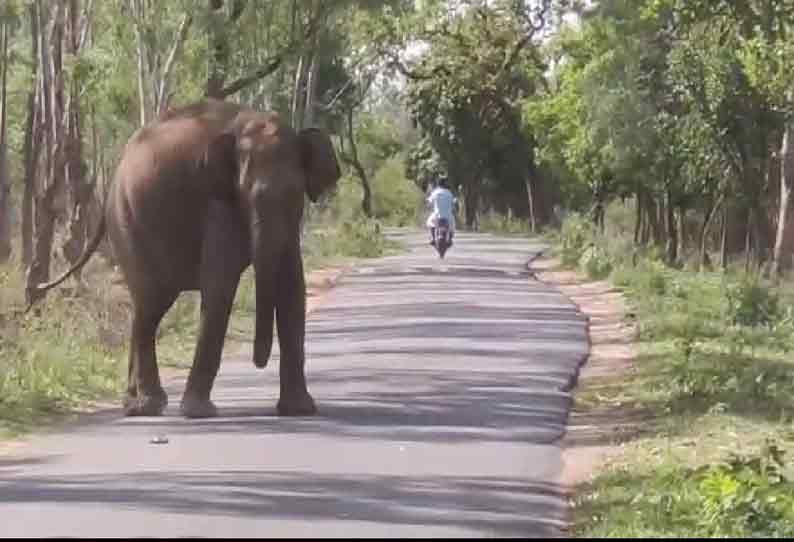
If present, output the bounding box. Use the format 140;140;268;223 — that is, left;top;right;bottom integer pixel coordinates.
180;203;247;418
275;247;317;416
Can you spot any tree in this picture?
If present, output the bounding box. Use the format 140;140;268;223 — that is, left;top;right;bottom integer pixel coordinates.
0;4;12;263
403;0;554;229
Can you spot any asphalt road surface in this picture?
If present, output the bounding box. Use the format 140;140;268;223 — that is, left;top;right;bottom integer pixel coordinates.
0;230;588;538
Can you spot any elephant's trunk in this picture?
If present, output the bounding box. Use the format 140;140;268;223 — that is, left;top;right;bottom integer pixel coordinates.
251;218;283;369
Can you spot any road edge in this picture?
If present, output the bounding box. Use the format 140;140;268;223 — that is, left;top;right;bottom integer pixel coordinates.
528;250;637;536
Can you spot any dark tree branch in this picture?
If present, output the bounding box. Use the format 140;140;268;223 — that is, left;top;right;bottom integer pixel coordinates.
219;56;283;98
217;2;326;98
382;49;451;81
499;0;551;77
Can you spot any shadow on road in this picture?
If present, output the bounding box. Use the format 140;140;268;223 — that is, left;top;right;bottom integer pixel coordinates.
0;470;569;537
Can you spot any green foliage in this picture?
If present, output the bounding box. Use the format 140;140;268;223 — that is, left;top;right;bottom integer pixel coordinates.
478;209;531;235
725;277;781;328
305;218;393;261
559;212;596;266
579;244;614;279
560;206;794;537
403;1;547;219
0;263;125;435
579;442;794;538
371;157;423;226
695;442;794;537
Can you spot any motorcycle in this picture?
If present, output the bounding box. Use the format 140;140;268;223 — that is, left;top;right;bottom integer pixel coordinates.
432;218;452;259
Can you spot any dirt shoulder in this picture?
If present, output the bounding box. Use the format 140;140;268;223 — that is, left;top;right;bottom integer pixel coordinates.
530;254;639;496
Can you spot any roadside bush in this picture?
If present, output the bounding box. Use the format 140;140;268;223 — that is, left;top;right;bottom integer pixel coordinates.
371;158;424;227
579;244;613;279
479;209;531;235
560;212;596;266
724;276;781;328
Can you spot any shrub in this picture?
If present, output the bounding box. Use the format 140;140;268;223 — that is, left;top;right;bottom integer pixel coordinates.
560;212;596;266
724;276;781;328
579;244;613;279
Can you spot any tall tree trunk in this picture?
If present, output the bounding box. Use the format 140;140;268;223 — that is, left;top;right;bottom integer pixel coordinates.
205;0;246;99
290;54;306;128
720;207;729;270
676;205;686;264
773;111;794;276
62;0;90;274
699;196;722;271
463;176;480;231
634;190;643;245
0;19;10;263
341;108;371;217
745;208;755;273
206;0;228;98
642;193;661;245
302;50;319;128
132;0;151;126
154;14;191;117
22;3;41;268
665;188;677;266
26;0;65;305
525;176;536;234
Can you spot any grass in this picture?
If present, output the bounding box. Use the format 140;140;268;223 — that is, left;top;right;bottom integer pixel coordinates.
478;208;533;235
0;214;405;437
554;208;794;537
0;260;128;437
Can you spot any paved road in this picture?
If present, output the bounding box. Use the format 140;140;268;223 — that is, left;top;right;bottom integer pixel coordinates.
0;230;588;538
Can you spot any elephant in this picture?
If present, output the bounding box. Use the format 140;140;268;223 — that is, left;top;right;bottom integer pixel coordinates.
32;98;341;419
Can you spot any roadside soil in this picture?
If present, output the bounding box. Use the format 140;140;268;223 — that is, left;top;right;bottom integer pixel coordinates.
529;255;641;520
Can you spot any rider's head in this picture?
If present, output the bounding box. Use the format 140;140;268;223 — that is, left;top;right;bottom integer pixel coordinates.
438;177;449;189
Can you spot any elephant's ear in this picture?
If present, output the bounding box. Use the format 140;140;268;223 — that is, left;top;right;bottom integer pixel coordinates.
299;128;341;202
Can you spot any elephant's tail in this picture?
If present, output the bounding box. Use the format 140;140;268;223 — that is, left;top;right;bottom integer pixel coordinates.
25;211;107;312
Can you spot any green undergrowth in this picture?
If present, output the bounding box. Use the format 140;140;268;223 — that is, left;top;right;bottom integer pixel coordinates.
552;207;794;537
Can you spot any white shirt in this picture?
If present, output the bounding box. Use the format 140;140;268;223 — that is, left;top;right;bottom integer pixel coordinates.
426;187;456;229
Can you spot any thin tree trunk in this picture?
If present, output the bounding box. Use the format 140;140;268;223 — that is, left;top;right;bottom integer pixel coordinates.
22;3;41;268
206;0;245;98
302;50;319;128
291;54;306;128
677;205;686;264
155;13;192;116
773;111;794;276
26;0;65;305
342;108;371;217
720;207;728;270
62;0;90;274
665;188;677;265
525;176;536;234
634;190;643;245
206;0;227;98
464;177;480;231
132;0;151;126
0;19;11;263
699;196;722;271
745;207;755;273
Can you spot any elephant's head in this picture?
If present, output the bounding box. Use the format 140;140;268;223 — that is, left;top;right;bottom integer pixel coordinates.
221;111;341;368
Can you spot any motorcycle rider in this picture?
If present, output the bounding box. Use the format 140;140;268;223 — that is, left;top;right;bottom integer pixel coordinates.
426;177;457;246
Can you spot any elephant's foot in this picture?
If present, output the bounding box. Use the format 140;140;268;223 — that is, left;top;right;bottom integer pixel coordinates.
277;389;317;416
179;394;219;419
123;389;168;417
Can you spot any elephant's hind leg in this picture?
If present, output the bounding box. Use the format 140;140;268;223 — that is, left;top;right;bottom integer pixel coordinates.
123;291;178;416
